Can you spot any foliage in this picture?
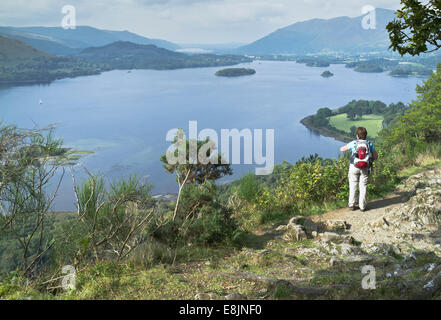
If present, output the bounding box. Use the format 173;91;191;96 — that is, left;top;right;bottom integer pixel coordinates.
296;58;330;67
303;99;409;141
389;64;433;77
235;173;262;203
160;130;232;220
354;65;384;73
346;58;399;74
321;71;334;78
55;174;156;267
215;68;256;77
255;156;350;214
149;183;240;247
380;64;441;148
387;0;441;55
0;124;80;276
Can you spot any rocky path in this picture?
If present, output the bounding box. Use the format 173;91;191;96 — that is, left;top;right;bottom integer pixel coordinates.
311;168;441;253
195;168;441;300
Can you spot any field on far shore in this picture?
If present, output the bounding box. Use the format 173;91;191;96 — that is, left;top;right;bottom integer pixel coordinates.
329;113;384;138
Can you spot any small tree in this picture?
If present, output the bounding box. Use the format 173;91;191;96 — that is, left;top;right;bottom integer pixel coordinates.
160;129;232;221
356;108;364;120
316;107;333;118
347;109;357;121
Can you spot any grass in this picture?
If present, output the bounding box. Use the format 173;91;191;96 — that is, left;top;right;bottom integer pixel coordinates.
329;113;384;138
2;148;440;300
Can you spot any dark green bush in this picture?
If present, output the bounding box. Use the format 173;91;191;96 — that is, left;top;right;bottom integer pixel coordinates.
151;183;240;247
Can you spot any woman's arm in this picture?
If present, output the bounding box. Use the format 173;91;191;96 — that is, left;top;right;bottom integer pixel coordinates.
340;145;349;152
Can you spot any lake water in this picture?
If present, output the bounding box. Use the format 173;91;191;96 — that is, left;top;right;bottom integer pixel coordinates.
0;61;425;210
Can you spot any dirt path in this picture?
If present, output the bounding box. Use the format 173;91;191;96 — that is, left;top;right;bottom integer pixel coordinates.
311;191;407;246
190;168;441;300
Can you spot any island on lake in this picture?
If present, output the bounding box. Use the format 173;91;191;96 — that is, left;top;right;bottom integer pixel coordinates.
321;70;334;78
215;68;256;77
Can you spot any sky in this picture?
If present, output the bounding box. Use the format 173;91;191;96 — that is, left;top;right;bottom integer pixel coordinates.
0;0;402;44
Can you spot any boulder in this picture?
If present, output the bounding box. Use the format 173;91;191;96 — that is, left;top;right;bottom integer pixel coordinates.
325;220;350;232
195;293;211;300
283;224;307;241
225;293;247;300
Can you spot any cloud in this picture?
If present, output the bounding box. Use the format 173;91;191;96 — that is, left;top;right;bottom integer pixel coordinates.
0;0;402;43
134;0;222;6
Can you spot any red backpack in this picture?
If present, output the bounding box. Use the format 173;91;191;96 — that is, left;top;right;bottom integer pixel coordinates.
353;140;371;169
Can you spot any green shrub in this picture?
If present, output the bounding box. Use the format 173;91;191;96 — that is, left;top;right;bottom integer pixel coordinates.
151;183;241;247
236;173;262;203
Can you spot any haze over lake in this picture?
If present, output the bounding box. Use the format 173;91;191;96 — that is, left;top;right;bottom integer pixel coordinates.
0;61;424;210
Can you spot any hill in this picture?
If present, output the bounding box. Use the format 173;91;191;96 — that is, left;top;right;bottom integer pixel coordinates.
0;35;52;60
0;35;100;83
238;8;396;54
0;38;251;83
0;26;180;55
75;41;252;70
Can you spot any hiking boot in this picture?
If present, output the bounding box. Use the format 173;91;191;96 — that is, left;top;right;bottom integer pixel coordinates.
349;206;356;211
360;207;367;212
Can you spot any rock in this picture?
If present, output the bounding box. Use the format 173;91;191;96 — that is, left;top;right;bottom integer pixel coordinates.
340;243;363;256
288;216;303;225
325;220;350;232
341;255;373;263
330;256;342;266
369;218;387;228
225;293;247;300
303;219;319;235
361;243;401;257
208;292;218;300
195;293;211;300
298;247;322;256
319;232;341;242
276;225;288;231
318;232;352;243
283;224;307;241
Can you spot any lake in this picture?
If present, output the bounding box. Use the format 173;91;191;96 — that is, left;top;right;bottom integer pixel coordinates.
0;61;425;210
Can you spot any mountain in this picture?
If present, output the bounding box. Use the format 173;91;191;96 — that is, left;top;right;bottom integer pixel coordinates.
75;41;251;70
0;35;52;60
0;35;250;83
0;35;100;83
238;8;397;55
0;26;180;55
76;41;183;64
